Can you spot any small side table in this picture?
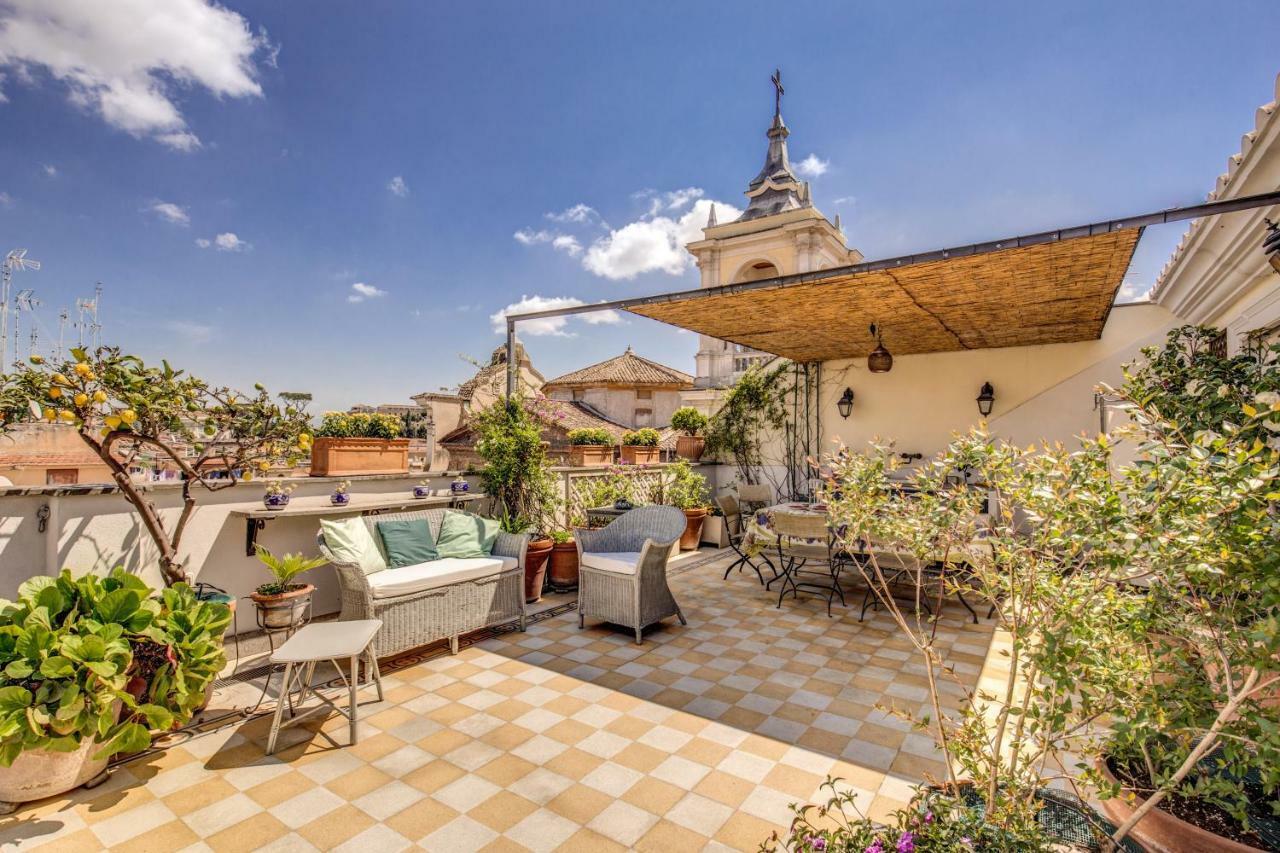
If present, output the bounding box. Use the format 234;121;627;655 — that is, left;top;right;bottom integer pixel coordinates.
265;619;384;755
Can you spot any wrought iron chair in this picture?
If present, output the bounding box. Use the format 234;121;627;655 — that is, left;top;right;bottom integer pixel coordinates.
772;511;848;617
736;482;773;514
716;494;776;585
575;505;687;644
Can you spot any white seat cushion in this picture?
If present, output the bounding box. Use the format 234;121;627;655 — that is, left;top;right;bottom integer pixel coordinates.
580;552;643;575
367;556;517;599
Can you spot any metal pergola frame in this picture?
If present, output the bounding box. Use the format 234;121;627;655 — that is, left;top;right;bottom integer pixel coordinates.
503;189;1280;396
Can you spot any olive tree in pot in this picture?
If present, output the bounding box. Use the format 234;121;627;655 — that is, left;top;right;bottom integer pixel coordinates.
0;570;231;812
664;459;710;550
0;347;313;587
250;547;327;631
473;397;560;603
669;407;708;462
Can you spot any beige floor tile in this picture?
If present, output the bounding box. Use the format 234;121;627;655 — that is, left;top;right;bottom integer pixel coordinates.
546;783;612;824
205;811;290;853
468;789;539;832
714;811;782;850
296;802;375;848
384;797;459;841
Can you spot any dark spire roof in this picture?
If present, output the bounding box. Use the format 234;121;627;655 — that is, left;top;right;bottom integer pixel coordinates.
737;69;812;223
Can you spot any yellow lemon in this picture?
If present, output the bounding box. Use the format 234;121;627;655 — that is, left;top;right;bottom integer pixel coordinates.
42;407;56;421
29;354;44;365
92;390;107;404
49;387;62;399
74;363;92;377
104;415;121;429
57;409;74;422
120;409;137;425
258;460;270;470
52;373;68;385
100;427;110;437
242;472;253;481
73;393;88;407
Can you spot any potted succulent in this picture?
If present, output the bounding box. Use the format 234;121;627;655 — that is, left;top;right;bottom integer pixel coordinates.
310;411;409;477
413;479;432;499
670;406;708;462
262;479;295;510
249;546;327;631
547;528;579;592
330;479;350;506
0;569;231;812
663;459;710;550
619;427;661;464
567;427;614;467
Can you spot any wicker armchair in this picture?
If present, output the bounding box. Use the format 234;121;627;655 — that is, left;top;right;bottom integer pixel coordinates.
575;505;686;644
317;508;527;657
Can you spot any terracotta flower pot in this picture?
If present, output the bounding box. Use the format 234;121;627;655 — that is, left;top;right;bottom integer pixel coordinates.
548;541;579;591
620;445;660;465
679;507;708;550
569;445;612;467
309;437;410;476
1095;756;1267;853
524;538;553;603
675;435;705;462
250;583;315;631
0;702;121;812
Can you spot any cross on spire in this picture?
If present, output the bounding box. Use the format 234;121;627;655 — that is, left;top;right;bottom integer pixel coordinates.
771;68;784;117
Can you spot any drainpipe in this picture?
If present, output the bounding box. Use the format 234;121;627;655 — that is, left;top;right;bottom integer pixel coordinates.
41;495;60;577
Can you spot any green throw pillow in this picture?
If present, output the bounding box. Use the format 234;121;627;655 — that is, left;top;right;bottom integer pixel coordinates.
376;519;438;568
435;510;501;559
319;517;387;576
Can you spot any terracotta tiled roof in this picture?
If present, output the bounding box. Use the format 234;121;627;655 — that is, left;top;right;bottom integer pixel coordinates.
0;451;105;468
440;399;631;446
542;347;693;389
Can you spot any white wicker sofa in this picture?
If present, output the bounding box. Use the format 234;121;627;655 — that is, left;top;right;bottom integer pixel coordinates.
317;508;528;657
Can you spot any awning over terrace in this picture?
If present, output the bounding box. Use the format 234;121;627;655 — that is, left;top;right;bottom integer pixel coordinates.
627;229;1142;363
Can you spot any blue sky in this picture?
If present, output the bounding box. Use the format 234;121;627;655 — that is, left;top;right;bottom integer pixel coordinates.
0;2;1276;415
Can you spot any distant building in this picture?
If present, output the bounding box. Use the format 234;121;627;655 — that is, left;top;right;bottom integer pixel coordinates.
349;402;434;470
682;71;862;413
0;423;114;486
541;347;693;429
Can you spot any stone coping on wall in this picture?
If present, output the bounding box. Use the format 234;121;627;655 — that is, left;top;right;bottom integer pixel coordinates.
0;461;722;498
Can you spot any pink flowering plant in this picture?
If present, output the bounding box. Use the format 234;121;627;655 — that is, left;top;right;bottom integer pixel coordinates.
763;784;1049;852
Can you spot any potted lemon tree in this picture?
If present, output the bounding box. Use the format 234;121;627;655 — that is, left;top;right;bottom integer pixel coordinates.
670;407;708;462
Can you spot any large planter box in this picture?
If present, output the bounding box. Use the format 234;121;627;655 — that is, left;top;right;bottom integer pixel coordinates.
569;445;613;467
620;445;660;465
675;435;705;462
700;514;730;548
310;437;410;477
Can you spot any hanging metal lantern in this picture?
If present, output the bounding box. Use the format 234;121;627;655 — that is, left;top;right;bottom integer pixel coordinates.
1264;219;1280;276
868;324;893;373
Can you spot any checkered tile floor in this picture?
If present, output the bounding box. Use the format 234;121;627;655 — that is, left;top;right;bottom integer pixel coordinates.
2;551;1000;851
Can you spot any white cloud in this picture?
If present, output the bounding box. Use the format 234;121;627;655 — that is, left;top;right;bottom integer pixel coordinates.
147;201;189;226
387;175;409;197
514;228;554;246
1118;279;1152;303
551;235;582;257
490;295;622;337
195;231;250;251
42;164;57;177
0;0;273;149
0;192;11;207
347;282;386;303
663;187;704;210
795;154;829;178
166;319;213;343
546;203;603;226
832;195;856;206
583;198;740;280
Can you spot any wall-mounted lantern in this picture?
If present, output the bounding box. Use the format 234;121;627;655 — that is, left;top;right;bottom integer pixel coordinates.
976;382;996;417
868;324;893;373
1264;219;1280;276
836;387;855;419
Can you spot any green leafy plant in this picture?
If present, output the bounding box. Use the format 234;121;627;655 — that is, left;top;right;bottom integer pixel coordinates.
0;347;313;586
663;459;708;510
472;397;560;534
704;361;794;485
548;529;573;545
567;427;613;446
0;569;231;766
669;406;708;437
621;427;660;447
315;411;403;439
765;782;1053;852
253;546;327;596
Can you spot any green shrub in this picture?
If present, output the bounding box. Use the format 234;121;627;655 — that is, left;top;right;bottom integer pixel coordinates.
621;428;660;447
315;411;403;439
0;569;231;766
663;459;708;510
473;398;559;534
669;407;707;436
567;427;613;446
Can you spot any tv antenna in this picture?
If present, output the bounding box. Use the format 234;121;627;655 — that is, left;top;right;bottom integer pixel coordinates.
75;284;102;350
13;288;41;365
1;250;40;367
57;310;68;360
